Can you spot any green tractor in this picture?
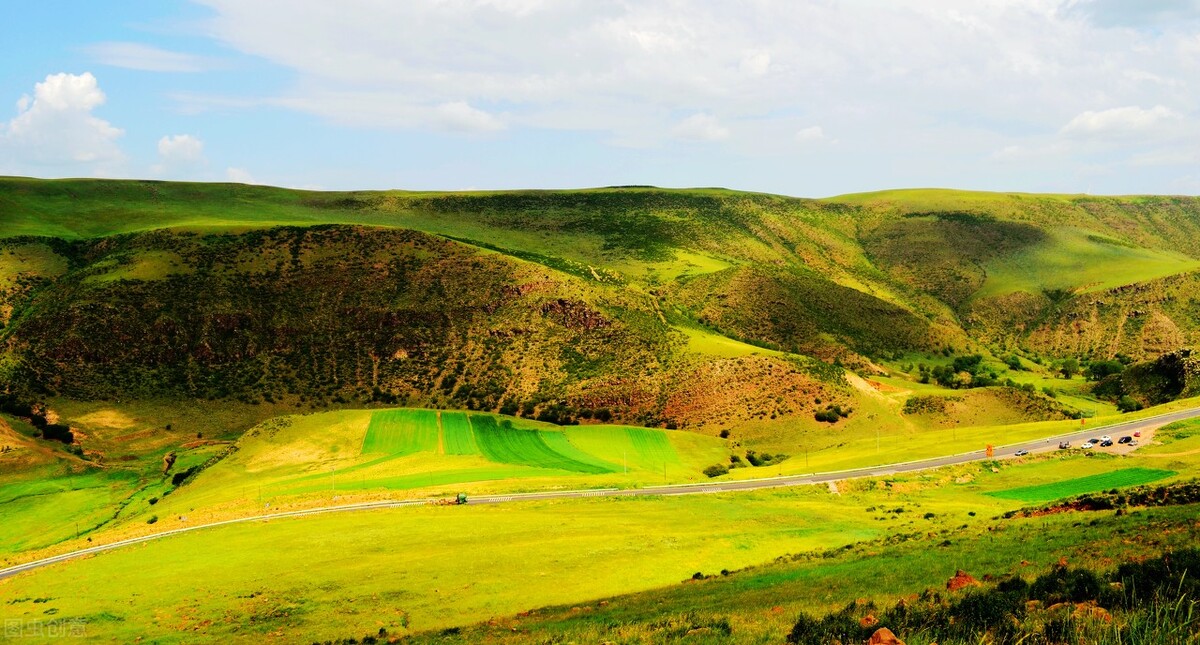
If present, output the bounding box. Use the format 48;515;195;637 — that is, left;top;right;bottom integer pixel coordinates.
455;492;468;505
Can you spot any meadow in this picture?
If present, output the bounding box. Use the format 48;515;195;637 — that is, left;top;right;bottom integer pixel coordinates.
2;442;1197;643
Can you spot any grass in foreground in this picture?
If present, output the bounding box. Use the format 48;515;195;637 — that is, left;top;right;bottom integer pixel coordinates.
986;467;1176;503
3;448;1197;643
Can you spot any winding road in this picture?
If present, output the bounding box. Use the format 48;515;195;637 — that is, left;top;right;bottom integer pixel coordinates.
3;406;1198;581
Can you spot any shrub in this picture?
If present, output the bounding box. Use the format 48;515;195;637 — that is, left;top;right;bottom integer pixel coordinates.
146;516;158;525
703;464;729;478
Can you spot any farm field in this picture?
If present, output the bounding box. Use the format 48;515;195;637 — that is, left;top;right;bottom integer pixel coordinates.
439;411;479;455
361;409;439;455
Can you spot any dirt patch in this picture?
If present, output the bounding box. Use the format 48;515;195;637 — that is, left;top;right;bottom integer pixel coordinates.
865;379;904;393
179;440;232;450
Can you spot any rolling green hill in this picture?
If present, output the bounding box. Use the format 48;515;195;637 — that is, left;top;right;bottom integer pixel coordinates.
4;177;1200;455
6;178;1200;642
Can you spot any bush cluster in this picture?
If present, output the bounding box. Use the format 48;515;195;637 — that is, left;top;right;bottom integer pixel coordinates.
787;549;1200;644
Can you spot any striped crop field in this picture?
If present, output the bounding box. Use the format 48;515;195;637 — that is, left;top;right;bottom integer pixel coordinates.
470;415;617;474
986;467;1176;503
563;426;683;472
361;409;440;455
625;427;679;464
440;411;479;456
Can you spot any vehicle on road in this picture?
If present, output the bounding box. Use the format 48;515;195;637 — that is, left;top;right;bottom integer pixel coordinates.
1058;441;1071;449
1118;436;1133;444
1014;449;1029;457
1081;441;1096;449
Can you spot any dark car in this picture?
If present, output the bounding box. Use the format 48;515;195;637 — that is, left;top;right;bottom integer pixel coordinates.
1100;439;1113;447
1118;436;1133;444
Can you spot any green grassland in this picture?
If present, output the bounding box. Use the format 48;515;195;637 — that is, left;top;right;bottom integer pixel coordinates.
974;228;1200;299
2;445;1197;643
986;467;1176;502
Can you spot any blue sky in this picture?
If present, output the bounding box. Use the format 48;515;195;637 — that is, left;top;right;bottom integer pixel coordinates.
1;0;1198;196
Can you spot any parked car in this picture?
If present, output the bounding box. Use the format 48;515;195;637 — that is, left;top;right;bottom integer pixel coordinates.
1014;449;1029;457
1058;441;1071;449
1134;431;1142;437
1081;441;1096;449
1100;439;1113;447
1088;438;1101;445
1100;435;1112;442
1118;436;1133;444
1129;440;1138;446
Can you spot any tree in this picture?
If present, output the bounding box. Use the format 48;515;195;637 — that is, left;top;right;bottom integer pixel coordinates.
1085;360;1125;381
1116;396;1142;413
1059;358;1080;379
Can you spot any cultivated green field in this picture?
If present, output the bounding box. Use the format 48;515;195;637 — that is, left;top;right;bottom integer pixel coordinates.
440;411;479;455
361;409;440;455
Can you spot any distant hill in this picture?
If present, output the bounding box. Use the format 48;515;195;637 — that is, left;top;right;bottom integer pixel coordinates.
2;178;1199;430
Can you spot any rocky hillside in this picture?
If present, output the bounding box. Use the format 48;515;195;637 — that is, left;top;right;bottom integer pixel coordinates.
3;179;1200;431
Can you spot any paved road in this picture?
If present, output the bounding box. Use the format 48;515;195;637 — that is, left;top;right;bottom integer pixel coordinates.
4;406;1198;581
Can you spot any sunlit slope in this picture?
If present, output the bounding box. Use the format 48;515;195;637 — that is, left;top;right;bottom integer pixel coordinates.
974;228;1200;299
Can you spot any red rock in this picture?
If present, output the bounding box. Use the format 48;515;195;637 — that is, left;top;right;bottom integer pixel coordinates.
868;627;905;644
946;570;981;591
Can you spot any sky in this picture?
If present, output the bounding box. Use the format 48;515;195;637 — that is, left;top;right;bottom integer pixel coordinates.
0;0;1198;197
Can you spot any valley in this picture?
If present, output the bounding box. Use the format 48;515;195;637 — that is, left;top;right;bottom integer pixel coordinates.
3;178;1200;642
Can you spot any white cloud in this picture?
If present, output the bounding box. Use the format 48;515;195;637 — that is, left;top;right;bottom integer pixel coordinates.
225;167;258;184
84;42;214;73
434;101;505;133
671;113;729;142
795;126;826;143
179;1;1200;191
739;50;772;77
1060;105;1182;139
0;72;124;173
152;134;206;176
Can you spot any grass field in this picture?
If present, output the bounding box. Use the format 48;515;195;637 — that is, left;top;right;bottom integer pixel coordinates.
440;411;479;456
986;467;1177;502
471;415;617;474
361;409;440;456
3;447;1197;643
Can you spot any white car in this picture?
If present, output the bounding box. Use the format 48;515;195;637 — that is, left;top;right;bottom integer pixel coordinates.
1100;435;1112;442
1081;441;1096;449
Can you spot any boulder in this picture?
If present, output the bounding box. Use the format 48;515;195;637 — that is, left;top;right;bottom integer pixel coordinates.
868;627;905;645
